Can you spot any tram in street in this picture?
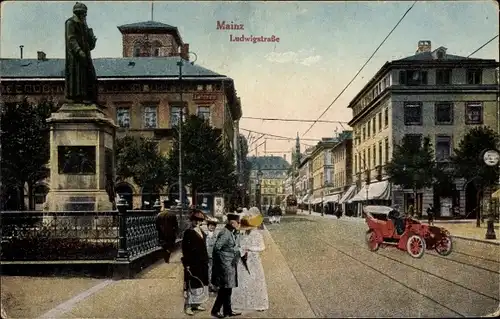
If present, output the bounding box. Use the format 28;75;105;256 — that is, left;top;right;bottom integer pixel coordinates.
285;194;298;215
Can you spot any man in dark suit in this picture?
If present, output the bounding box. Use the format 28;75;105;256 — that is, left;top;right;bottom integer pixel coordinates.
211;212;243;318
155;201;179;263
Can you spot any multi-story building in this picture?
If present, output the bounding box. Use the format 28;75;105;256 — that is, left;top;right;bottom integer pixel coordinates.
310;138;337;208
297;148;314;208
330;131;357;213
347;40;498;217
248;156;290;210
1;20;242;209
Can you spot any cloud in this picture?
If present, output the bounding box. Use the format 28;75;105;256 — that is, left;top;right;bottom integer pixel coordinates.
264;49;322;66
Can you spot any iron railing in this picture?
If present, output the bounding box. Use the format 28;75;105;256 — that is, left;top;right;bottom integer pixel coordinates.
0;200;168;262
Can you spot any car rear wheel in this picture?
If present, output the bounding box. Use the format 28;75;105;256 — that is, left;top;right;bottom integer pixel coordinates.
435;236;453;256
366;230;380;252
406;234;426;258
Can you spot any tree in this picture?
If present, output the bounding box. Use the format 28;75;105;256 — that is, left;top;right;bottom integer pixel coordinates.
1;98;57;210
238;134;252;206
451;126;500;189
451;126;500;225
386;136;443;213
115;135;170;200
166;115;237;206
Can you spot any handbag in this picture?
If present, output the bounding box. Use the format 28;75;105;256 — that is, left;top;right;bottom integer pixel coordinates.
185;267;209;304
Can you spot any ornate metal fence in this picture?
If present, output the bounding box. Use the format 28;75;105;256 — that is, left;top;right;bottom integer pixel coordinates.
0;200;164;262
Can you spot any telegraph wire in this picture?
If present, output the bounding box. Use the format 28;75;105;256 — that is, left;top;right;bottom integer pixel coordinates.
301;0;418;137
467;34;499;58
241;116;349;124
240;127;321;142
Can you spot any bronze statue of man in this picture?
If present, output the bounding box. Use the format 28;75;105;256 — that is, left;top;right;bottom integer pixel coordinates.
65;2;98;104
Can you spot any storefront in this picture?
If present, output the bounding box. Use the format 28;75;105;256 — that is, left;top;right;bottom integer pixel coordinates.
348;180;392;216
339;185;357;216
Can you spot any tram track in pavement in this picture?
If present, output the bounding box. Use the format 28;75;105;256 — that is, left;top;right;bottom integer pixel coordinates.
273;216;498;317
330;217;500;274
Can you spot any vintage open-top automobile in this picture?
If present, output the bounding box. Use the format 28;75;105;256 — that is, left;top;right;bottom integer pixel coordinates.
364;205;453;258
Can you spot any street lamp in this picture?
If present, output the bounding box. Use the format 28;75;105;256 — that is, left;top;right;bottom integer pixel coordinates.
257;169;263;212
481;149;499;240
176;48;198;212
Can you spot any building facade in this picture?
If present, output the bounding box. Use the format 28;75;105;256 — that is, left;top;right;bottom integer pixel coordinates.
248;156;290;210
347;40;498;217
1;20;242;209
310;138;337;207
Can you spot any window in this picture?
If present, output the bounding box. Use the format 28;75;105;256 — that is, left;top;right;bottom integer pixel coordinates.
436;69;451;85
399;70;428;85
435;102;453;125
436;135;452;162
133;45;141;57
384;137;389;164
143;106;157;128
116;107;130;128
465;102;483;124
354;154;358;174
362;126;366;141
372;144;376;167
367;148;371;169
378;113;382;131
197;85;204;91
206;84;213;91
466;69;482;85
404;134;422;147
404;102;423;125
153;48;160;56
363;150;366;170
197;106;211;122
378;141;382;166
170;106;186;127
372;118;376;135
367;121;371;138
384;108;389;127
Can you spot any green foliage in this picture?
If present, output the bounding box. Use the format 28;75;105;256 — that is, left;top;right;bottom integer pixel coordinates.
167;115;237;195
238;134;252;188
0;98;57;209
451;126;500;187
386;136;442;190
115;135;170;191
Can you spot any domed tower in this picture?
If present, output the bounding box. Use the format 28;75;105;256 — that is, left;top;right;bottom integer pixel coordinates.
117;20;190;60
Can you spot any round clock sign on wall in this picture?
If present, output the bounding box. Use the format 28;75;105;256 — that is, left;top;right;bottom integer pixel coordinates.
483;149;500;167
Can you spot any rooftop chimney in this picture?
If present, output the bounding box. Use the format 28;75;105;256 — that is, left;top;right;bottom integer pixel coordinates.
181;43;190;61
416;40;432;54
37;51;47;61
19;45;24;59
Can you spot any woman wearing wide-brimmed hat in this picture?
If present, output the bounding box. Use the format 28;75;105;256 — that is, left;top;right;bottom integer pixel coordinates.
231;207;269;312
182;210;210;316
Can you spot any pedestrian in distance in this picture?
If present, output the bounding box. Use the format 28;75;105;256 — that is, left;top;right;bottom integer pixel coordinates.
182;210;210;316
426;204;435;226
211;211;243;318
274;205;283;224
232;207;269;312
155;200;179;263
205;216;220;294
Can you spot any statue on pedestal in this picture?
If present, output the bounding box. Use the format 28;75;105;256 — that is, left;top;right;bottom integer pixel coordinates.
65;2;98;104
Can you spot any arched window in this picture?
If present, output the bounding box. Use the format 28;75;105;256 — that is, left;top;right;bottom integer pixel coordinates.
133;43;141;57
151;41;162;57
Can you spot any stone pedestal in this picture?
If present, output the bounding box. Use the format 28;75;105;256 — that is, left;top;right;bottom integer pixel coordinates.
44;103;117;211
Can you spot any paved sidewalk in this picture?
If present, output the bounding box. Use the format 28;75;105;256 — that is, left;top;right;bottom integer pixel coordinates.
2;228;315;318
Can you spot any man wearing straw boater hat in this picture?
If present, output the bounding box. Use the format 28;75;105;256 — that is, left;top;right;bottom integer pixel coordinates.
182;209;210;316
210;210;243;318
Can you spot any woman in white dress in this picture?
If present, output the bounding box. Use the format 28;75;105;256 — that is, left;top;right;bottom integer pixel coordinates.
231;207;269;312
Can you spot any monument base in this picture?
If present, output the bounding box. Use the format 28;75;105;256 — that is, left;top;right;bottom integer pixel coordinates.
45;102;117;212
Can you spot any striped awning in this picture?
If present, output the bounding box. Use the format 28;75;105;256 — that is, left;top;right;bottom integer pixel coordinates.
324;194;341;203
339;185;356;204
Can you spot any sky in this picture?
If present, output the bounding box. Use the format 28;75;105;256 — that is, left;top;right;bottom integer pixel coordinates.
1;1;499;160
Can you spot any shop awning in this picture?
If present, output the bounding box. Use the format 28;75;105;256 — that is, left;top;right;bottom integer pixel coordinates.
300;194;310;204
311;197;322;204
324;193;341;203
348;180;391;203
339;185;356;204
493;189;500;199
